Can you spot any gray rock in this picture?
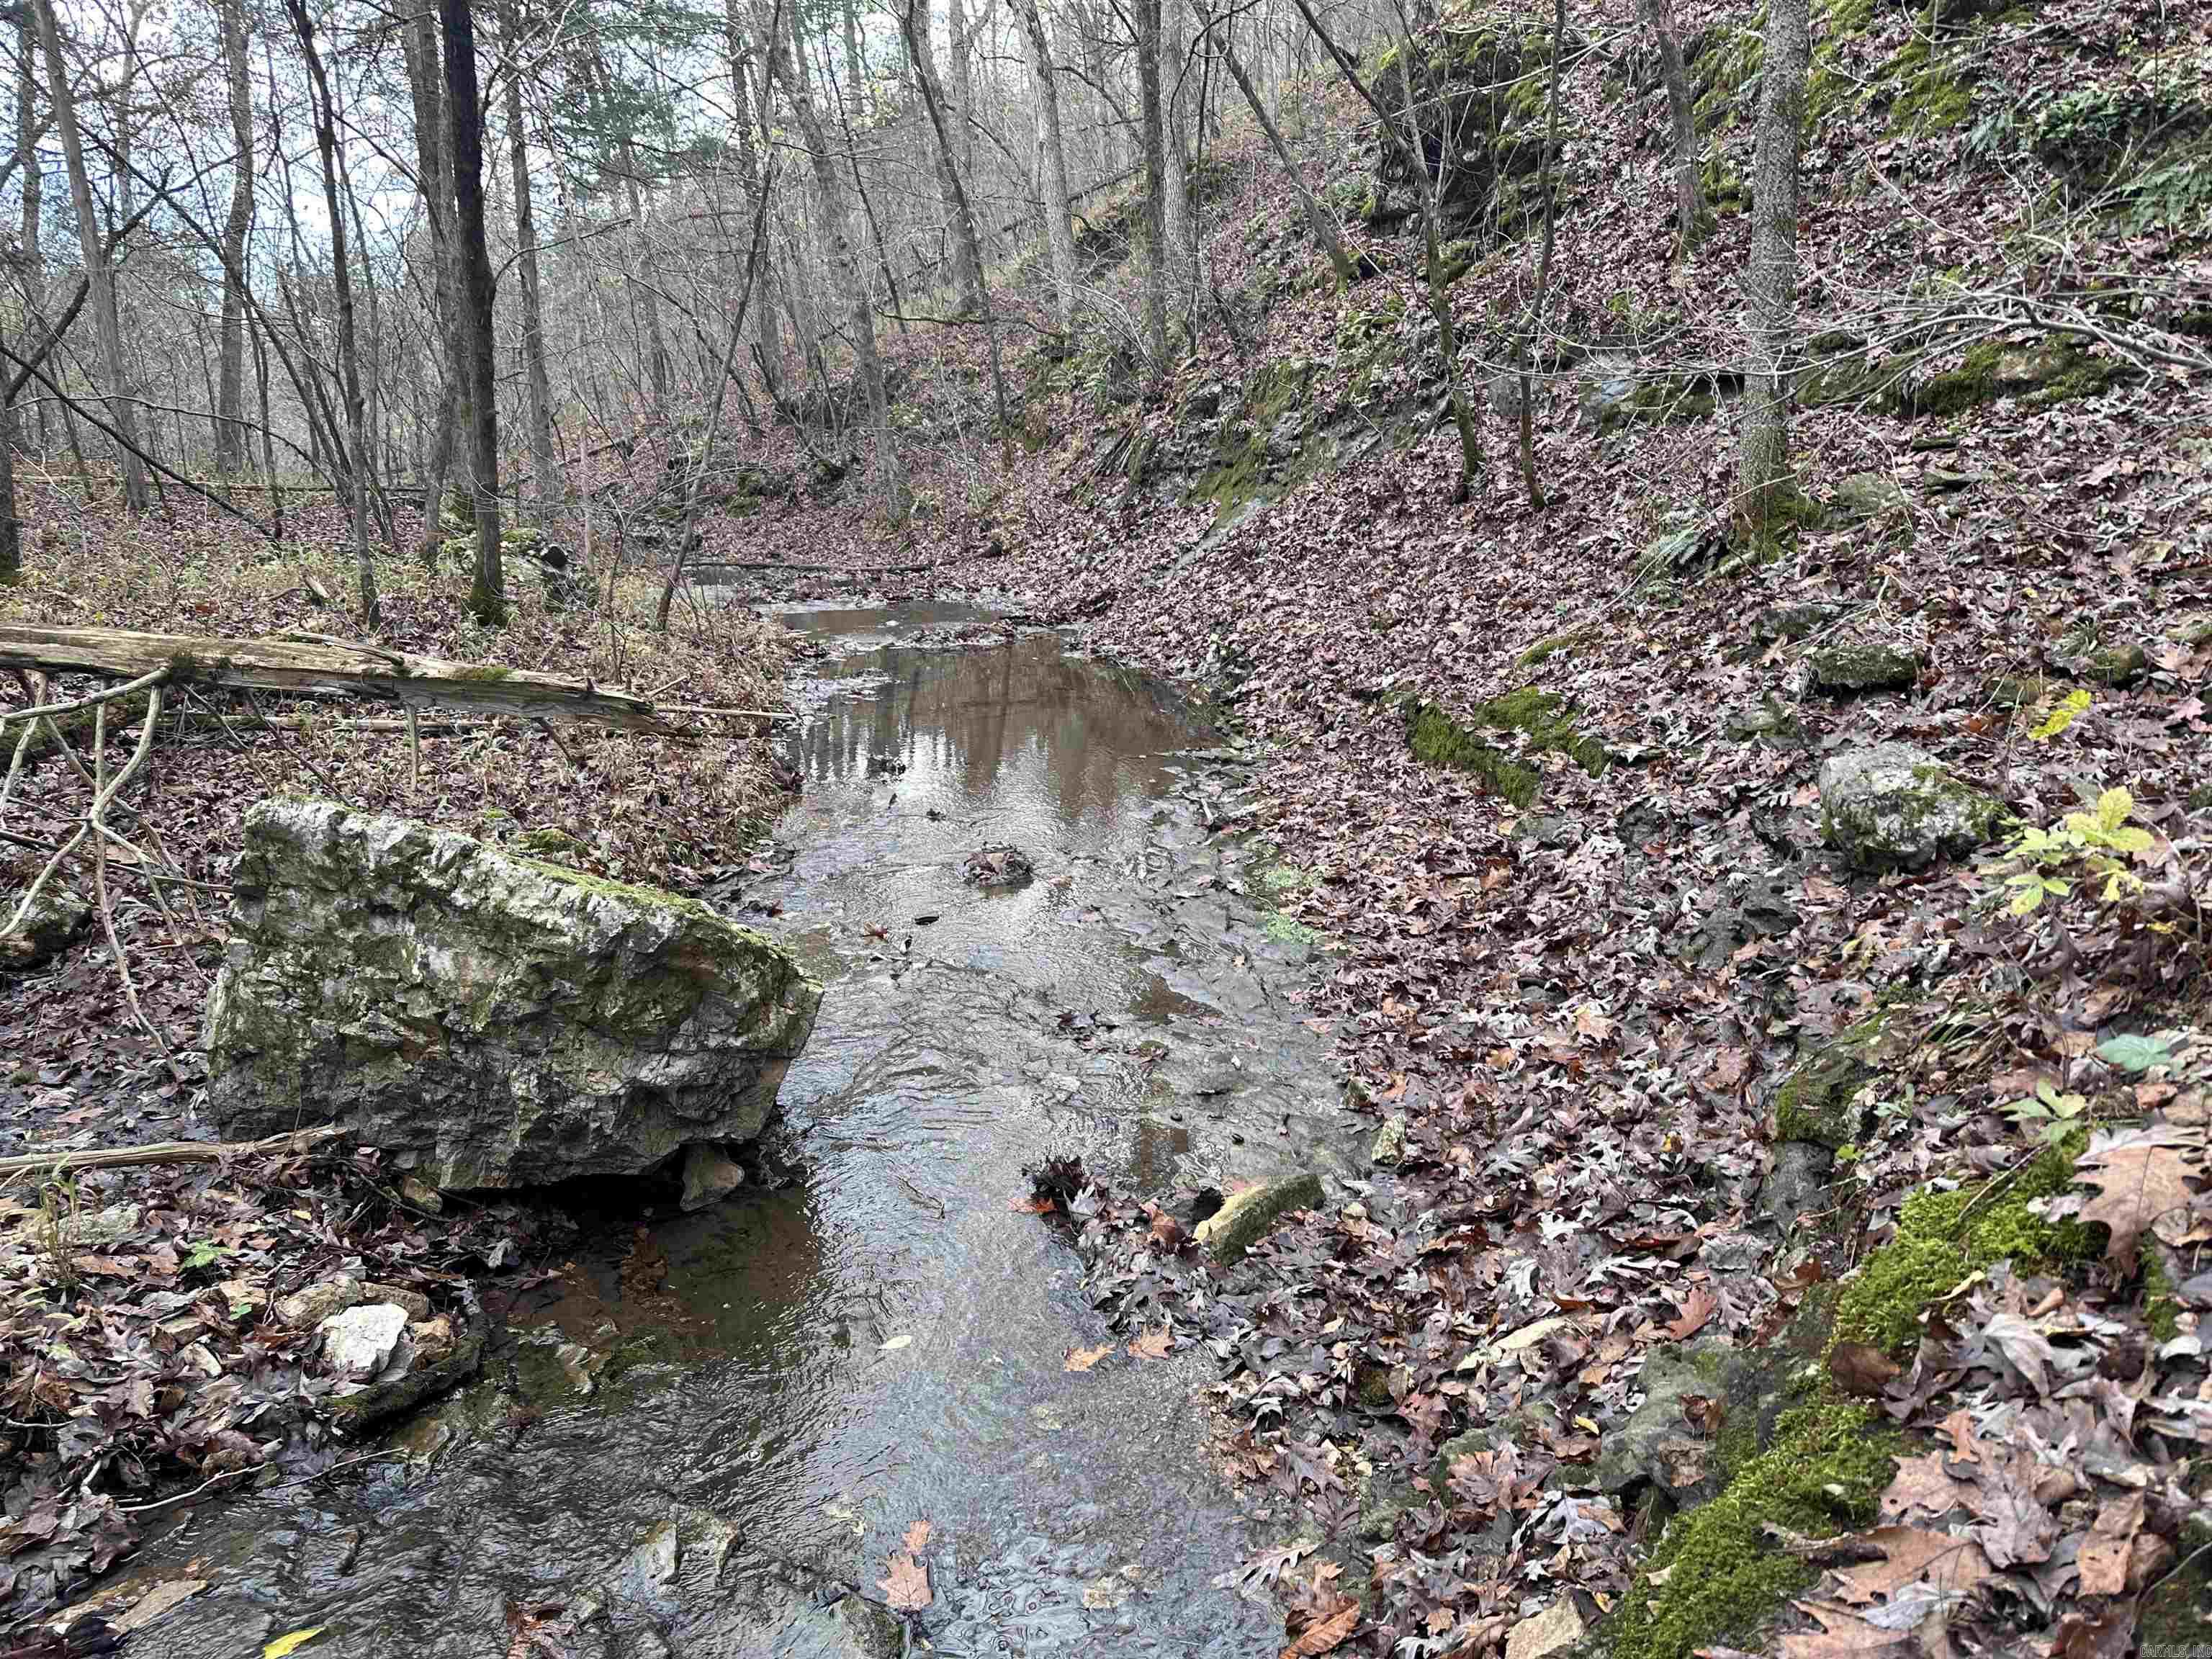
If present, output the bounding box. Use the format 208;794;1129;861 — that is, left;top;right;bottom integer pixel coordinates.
1699;1232;1770;1274
1818;743;2005;871
1192;1170;1324;1265
627;1519;683;1592
204;800;821;1189
1594;1339;1795;1507
1370;1115;1408;1166
1;881;93;968
1826;472;1909;523
680;1143;745;1211
276;1274;364;1328
1761;1141;1836;1238
327;1306;487;1428
830;1594;906;1659
320;1303;410;1375
1807;639;1920;694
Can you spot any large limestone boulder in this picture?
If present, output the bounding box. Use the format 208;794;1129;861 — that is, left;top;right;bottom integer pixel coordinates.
1818;743;2004;871
204;800;820;1189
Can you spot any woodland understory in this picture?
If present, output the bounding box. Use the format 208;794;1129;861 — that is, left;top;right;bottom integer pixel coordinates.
3;0;2211;1648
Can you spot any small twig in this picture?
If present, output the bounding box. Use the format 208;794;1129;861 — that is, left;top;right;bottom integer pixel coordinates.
0;1125;341;1178
0;665;171;727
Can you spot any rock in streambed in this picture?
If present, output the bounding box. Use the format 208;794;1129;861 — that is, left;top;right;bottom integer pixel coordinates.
204;799;821;1190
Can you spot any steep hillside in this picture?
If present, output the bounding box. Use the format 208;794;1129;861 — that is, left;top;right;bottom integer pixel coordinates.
926;0;2212;1653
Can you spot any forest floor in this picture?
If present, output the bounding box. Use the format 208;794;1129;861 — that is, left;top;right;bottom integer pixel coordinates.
670;1;2212;1654
0;487;792;1619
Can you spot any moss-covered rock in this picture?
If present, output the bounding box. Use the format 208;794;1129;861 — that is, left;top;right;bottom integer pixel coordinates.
1817;742;2005;870
1833;1143;2097;1352
204;799;822;1189
1825;473;1910;523
1807;639;1920;694
1402;687;1609;808
1910;336;2121;417
1595;1339;1797;1509
1;880;93;969
1606;1394;1896;1659
1773;1010;1892;1151
1984;672;2061;709
1193;1169;1325;1264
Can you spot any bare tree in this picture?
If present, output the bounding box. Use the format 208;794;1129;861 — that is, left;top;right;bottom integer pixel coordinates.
1134;0;1169;371
1516;0;1568;507
904;0;986;316
443;0;504;621
1735;0;1809;536
214;0;255;474
30;0;150;511
502;5;558;523
1011;0;1078;332
1644;0;1707;252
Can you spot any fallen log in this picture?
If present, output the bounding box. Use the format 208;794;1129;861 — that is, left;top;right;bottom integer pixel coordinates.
0;623;683;732
0;1125;341;1178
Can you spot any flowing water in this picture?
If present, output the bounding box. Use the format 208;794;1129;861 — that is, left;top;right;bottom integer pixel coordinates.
116;603;1356;1657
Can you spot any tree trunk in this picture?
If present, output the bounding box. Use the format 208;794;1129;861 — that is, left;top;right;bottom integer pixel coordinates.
1011;0;1078;331
17;14;44;451
30;0;149;513
905;0;986;316
401;4;467;539
1734;0;1809;537
215;0;254;475
1135;0;1169;372
285;0;377;623
0;313;18;582
724;1;786;400
1161;0;1196;305
1516;0;1567;508
763;0;909;523
1395;35;1482;500
1645;0;1708;252
442;0;504;623
503;29;558;523
1194;0;1358;289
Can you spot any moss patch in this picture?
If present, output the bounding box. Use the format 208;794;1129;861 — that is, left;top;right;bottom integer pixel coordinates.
1608;1395;1896;1659
1833;1142;2097;1354
1773;1008;1892;1149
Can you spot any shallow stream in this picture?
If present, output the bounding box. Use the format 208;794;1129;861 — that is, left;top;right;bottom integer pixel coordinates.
120;603;1354;1657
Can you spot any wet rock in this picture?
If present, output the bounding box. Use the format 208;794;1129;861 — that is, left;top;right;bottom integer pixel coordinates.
1370;1114;1408;1166
2;881;94;969
961;843;1035;887
326;1304;487;1428
1761;1141;1837;1237
680;1143;745;1211
1193;1170;1325;1265
1826;472;1909;523
831;1593;906;1658
1699;1231;1769;1274
204;799;821;1190
357;1280;431;1321
1807;639;1920;694
1595;1338;1795;1509
1818;743;2004;871
1505;1599;1588;1659
1752;601;1845;644
627;1519;683;1592
276;1274;364;1328
320;1303;410;1375
399;1173;445;1213
1674;873;1799;970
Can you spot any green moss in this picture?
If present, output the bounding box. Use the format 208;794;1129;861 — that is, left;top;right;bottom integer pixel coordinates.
1515;629;1582;667
512;854;724;926
1609;1395;1896;1659
1833;1142;2096;1354
1264;911;1323;947
454;663;516;682
2144;1250;2182;1344
1889;57;1972;132
1403;688;1609;809
1773;1009;1892;1149
1406;701;1539;807
2141;1516;2212;1646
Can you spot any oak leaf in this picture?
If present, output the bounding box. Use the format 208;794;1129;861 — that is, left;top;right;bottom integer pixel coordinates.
1827;1341;1900;1398
1064;1343;1113;1372
2076;1128;2202;1262
1128;1325;1174;1359
1279;1599;1359;1658
1779;1600;1916;1658
1833;1526;1991;1606
2075;1492;2144;1596
1663;1287;1717;1340
1879;1452;1975;1523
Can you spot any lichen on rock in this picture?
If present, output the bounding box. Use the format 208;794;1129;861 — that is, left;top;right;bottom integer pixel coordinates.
1817;742;2005;870
203;799;821;1190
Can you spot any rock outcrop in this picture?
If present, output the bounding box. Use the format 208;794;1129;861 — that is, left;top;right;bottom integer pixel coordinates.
1818;743;2004;870
204;800;820;1189
1;882;91;968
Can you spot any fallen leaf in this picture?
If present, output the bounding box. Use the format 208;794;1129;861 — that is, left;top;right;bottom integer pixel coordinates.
1833;1527;1991;1605
114;1578;207;1633
1827;1341;1901;1398
1663;1287;1717;1340
903;1518;932;1553
2077;1130;2201;1262
1879;1452;1976;1522
266;1631;328;1659
879;1334;912;1352
1279;1599;1359;1658
879;1552;931;1610
2077;1492;2144;1596
1779;1599;1916;1658
1128;1325;1174;1359
1065;1342;1113;1372
1012;1195;1057;1213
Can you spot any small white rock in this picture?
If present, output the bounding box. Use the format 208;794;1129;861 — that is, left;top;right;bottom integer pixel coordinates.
318;1303;410;1376
680;1143;745;1212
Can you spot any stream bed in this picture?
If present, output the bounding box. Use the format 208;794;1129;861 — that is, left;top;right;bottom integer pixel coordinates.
117;603;1356;1657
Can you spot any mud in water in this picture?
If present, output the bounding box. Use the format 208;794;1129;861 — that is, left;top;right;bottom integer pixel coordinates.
115;603;1354;1657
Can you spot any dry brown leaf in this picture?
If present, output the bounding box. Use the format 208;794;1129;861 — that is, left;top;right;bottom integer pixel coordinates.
1278;1599;1359;1658
879;1552;931;1610
1833;1526;1992;1605
1879;1452;1977;1523
1779;1599;1917;1659
1064;1343;1113;1372
2076;1131;2202;1261
1663;1287;1717;1340
1827;1341;1901;1398
903;1518;932;1554
2076;1492;2144;1596
1128;1325;1174;1359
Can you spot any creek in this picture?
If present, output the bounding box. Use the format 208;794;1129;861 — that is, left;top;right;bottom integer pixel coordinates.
119;602;1357;1656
